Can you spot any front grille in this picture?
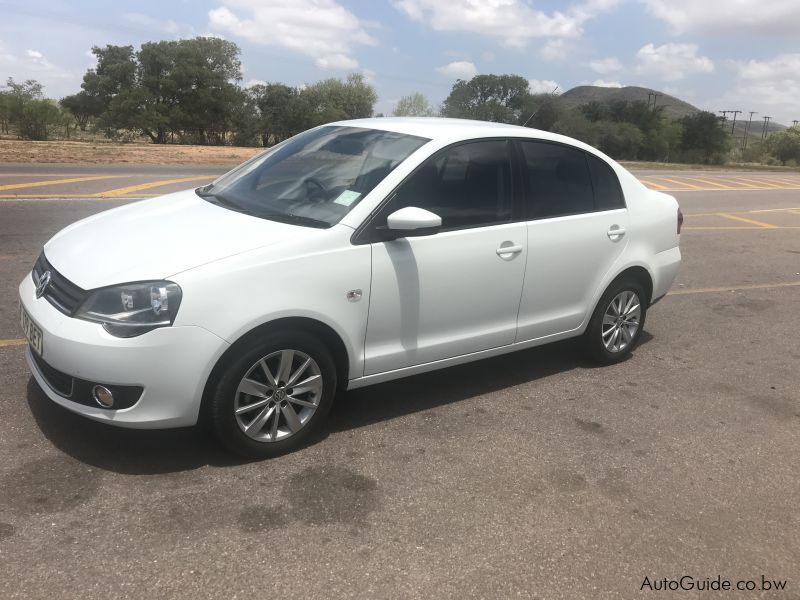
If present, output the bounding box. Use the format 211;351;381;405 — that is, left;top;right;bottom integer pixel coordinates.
32;253;87;316
30;351;74;397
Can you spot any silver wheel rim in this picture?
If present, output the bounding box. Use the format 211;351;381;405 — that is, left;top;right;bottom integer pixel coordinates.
234;350;323;443
601;290;641;353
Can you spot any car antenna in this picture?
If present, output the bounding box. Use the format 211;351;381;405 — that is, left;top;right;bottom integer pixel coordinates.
522;85;559;127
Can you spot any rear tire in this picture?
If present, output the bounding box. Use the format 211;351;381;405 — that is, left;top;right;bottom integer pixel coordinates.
584;278;647;364
209;329;337;458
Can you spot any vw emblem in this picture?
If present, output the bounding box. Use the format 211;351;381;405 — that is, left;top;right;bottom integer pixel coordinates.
35;270;52;299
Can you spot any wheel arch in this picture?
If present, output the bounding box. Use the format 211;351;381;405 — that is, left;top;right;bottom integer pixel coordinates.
199;317;351;426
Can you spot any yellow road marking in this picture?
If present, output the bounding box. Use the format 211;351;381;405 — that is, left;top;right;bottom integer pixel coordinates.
669;281;800;296
0;175;126;192
682;177;738;189
0;339;27;348
728;176;787;189
639;179;670;190
756;176;800;186
0;194;159;199
750;207;800;213
717;212;778;228
96;176;212;197
648;177;704;190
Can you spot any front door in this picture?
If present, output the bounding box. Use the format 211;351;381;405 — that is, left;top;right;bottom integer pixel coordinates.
363;140;527;375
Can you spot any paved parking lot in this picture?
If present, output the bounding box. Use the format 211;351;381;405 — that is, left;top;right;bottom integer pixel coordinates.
0;170;798;599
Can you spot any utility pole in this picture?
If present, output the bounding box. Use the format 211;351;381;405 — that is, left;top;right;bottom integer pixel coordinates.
743;111;757;150
647;92;653;108
728;110;742;135
719;111;730;128
761;116;771;139
651;93;661;111
793;120;799;127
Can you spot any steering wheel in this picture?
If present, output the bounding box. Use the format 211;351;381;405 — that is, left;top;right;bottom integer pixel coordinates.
304;177;329;202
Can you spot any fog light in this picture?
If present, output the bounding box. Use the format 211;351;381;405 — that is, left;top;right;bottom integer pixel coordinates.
92;385;114;408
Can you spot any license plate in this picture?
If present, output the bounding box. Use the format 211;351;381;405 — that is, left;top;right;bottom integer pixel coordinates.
20;306;43;356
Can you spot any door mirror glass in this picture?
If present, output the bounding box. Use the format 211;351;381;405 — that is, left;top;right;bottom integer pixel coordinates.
385;207;442;238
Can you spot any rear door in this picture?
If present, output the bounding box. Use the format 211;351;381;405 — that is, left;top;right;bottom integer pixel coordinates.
515;141;629;341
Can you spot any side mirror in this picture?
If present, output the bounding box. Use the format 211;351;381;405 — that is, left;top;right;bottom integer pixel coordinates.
383;207;442;239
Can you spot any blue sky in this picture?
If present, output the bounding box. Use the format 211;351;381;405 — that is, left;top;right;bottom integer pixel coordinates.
1;0;799;124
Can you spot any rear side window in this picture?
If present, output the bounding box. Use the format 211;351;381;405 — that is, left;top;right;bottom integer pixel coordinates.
587;153;625;210
391;140;513;230
520;141;594;218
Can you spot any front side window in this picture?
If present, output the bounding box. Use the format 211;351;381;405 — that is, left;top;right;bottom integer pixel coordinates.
388;140;513;230
197;126;429;228
520;140;594;219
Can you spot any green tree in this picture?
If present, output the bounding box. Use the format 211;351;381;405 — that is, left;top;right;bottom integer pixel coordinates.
59;91;103;131
393;93;435;117
441;74;531;123
301;73;377;125
679;111;732;164
248;82;309;145
765;126;800;165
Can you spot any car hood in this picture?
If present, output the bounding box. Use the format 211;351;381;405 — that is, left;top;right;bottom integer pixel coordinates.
44;189;322;290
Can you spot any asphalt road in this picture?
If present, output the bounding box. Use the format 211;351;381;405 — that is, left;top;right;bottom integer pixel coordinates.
1;170;799;599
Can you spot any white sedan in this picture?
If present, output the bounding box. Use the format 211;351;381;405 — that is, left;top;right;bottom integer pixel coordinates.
19;118;682;457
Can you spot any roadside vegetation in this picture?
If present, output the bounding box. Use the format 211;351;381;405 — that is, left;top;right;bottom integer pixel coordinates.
1;36;799;167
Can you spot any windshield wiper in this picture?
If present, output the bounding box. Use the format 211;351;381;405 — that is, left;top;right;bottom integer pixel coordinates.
256;212;332;229
195;189;247;213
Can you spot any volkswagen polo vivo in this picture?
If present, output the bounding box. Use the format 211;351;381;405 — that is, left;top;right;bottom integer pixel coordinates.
19;118;682;457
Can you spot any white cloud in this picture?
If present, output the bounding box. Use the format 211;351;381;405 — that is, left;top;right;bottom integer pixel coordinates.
124;12;194;38
539;39;567;61
208;0;376;70
0;42;71;93
592;79;623;87
635;43;713;81
588;57;622;74
245;79;267;87
642;0;800;35
436;61;478;80
528;79;561;94
393;0;619;47
714;53;800;125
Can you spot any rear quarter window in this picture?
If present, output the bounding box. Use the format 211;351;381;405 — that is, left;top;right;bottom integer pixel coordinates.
587;153;625;210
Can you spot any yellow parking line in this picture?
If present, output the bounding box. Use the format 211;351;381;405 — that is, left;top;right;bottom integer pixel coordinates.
682;177;738;190
669;281;800;296
639;179;670;190
649;177;704;190
717;213;778;228
0;175;126;192
760;177;800;186
728;177;787;189
96;176;213;197
0;194;159;199
684;226;800;230
0;339;27;348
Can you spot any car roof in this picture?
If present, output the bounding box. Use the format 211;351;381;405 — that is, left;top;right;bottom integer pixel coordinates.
329;117;607;157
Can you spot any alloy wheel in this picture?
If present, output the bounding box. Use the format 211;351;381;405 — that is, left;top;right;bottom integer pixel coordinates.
234;349;322;442
601;290;641;353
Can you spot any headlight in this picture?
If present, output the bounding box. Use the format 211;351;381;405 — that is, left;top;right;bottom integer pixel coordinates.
75;281;182;338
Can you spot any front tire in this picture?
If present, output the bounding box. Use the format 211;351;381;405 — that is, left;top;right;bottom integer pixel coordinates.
585;279;647;364
209;330;337;458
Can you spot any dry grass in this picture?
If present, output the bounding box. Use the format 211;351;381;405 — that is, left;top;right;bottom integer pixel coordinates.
0;139;263;165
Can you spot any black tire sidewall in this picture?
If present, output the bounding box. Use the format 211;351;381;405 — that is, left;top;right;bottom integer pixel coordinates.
586;279;647;364
210;330;337;458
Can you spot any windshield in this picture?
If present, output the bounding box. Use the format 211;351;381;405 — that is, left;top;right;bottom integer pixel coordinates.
197;126;430;227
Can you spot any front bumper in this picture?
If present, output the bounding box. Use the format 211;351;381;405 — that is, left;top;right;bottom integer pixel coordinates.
19;274;229;429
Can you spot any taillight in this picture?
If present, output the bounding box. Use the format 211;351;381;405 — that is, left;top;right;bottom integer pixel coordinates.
677;208;684;234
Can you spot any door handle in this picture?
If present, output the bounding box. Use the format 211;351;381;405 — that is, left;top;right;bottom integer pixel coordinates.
496;244;523;256
607;226;626;239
